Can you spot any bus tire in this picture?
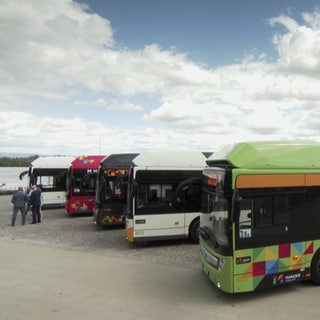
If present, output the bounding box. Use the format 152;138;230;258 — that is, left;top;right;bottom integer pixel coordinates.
311;250;320;285
189;218;200;244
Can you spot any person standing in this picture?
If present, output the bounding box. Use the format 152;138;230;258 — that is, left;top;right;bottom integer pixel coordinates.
29;185;42;224
25;185;36;218
11;187;28;226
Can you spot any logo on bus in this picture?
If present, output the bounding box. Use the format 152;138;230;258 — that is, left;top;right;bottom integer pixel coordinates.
135;219;146;224
86;169;97;174
236;256;251;264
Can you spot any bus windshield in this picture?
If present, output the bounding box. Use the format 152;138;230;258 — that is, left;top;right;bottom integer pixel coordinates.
72;169;96;196
200;169;231;249
101;169;128;202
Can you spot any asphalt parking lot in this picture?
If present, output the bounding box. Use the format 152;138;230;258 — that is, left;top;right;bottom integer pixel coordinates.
0;194;319;320
0;194;199;269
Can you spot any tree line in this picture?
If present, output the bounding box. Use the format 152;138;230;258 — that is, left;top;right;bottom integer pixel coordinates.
0;155;39;167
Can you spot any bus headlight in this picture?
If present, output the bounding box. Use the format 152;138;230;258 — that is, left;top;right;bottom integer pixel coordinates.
200;244;221;270
200;243;226;271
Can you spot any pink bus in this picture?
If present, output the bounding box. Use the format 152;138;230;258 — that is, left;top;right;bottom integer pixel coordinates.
65;155;106;215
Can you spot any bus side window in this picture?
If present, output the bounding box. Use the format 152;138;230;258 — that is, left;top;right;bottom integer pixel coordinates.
137;184;147;208
148;184;172;204
184;184;201;212
239;198;252;238
163;185;172;202
254;197;273;227
137;183;174;212
273;195;289;225
149;185;159;202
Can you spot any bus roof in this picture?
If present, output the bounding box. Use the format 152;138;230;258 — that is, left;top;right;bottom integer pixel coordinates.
71;155;106;168
207;141;320;169
31;156;75;169
133;150;209;168
100;153;139;168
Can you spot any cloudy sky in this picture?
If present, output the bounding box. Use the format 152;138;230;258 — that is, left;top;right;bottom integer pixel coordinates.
1;0;320;156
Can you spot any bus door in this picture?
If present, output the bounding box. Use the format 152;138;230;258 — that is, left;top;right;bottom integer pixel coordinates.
103;172;128;221
74;171;97;212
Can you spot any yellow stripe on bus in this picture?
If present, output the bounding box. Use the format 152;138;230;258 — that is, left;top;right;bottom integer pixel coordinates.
306;174;320;186
236;174;305;189
236;174;320;189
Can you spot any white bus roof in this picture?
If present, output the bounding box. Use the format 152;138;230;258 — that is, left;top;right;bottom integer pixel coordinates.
31;156;74;169
132;150;208;168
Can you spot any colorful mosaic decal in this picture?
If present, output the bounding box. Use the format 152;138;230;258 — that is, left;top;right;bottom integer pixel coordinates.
234;241;316;292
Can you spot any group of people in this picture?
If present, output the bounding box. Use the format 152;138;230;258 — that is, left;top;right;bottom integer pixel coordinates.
11;185;42;226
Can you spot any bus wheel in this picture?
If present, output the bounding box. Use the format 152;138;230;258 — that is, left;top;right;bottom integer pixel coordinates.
189;218;200;244
311;251;320;285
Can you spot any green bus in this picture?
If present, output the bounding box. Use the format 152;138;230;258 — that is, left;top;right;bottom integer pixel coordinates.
199;141;320;293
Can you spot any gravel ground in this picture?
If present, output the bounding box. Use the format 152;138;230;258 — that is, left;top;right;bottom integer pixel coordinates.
0;195;200;269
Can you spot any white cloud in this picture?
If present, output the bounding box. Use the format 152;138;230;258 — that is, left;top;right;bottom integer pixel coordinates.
74;98;143;111
0;0;114;94
269;13;320;75
2;1;320;156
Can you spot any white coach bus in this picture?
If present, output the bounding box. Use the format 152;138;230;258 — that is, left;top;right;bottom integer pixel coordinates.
20;156;74;208
125;150;211;243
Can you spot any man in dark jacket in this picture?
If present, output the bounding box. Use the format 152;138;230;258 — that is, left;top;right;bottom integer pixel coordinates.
11;187;28;226
29;185;42;224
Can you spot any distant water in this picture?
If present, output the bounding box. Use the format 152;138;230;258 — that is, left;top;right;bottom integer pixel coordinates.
0;167;29;190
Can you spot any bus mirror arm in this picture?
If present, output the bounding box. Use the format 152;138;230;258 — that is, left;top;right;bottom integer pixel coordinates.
19;170;28;180
231;189;242;223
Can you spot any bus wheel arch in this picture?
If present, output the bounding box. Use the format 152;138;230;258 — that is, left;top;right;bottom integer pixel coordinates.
189;217;200;243
311;249;320;285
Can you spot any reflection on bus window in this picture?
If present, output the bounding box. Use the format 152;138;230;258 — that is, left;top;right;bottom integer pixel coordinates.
137;184;173;210
103;179;126;200
238;195;293;239
35;174;66;191
239;198;252;238
73;173;95;196
254;197;273;227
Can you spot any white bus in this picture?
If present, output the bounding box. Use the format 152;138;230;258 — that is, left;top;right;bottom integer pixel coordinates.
125;150;211;243
20;156;74;208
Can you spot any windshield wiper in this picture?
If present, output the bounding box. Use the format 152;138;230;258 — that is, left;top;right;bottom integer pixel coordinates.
200;226;219;248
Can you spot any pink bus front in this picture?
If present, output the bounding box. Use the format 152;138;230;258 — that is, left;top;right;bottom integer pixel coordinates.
65;155;106;215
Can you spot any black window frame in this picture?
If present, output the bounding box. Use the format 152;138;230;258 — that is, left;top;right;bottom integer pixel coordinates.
234;187;316;249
